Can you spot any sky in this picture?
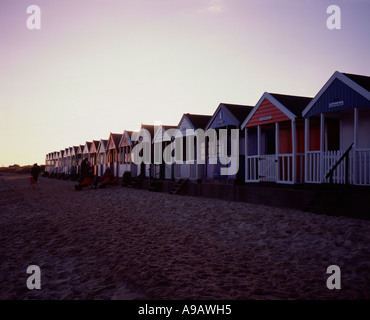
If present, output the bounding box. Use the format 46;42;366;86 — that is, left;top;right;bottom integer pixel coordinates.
0;0;369;166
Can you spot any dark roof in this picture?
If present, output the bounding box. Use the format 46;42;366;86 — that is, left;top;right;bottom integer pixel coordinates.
141;124;155;138
221;104;254;123
270;93;313;117
185;114;212;129
98;139;108;151
84;142;92;152
343;73;370;92
161;125;177;131
92;140;99;150
110;133;122;148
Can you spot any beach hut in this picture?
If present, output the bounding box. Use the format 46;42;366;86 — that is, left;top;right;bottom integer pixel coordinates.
302;71;370;185
70;146;79;176
89;140;100;176
152;125;177;180
58;150;64;175
82;142;92;165
107;133;123;177
76;144;84;175
62;148;69;174
45;153;50;172
97;139;108;177
67;147;73;175
242;93;312;184
205;103;254;181
173;113;212;180
132;124;155;178
118;130;138;178
51;152;58;174
50;152;56;174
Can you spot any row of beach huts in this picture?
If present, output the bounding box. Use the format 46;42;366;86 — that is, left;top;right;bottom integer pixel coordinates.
45;71;370;186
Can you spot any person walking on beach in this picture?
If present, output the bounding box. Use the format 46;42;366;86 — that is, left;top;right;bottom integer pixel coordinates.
31;163;41;182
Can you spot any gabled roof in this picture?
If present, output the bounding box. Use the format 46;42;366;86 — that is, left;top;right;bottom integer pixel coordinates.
141;124;155;138
223;104;254;122
77;145;84;154
343;73;370;92
152;125;177;143
241;92;312;128
206;103;254;130
90;140;100;153
71;146;79;156
302;71;370;117
97;139;108;153
270;93;313;117
107;133;123;150
83;142;92;154
184;113;212;129
119;130;134;147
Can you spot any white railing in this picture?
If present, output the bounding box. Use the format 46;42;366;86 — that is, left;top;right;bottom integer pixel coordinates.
246;155;259;182
323;150;353;184
356;149;370;185
306;151;321;183
259;154;277;182
306;150;358;185
277;154;292;183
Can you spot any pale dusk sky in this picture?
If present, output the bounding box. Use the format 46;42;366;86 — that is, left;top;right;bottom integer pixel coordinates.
0;0;369;166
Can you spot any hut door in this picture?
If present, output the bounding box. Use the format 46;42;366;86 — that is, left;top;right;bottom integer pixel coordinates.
258;155;277;182
326;118;340;151
259;128;277;182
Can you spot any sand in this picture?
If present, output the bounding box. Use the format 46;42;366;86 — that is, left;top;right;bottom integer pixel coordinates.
0;173;369;300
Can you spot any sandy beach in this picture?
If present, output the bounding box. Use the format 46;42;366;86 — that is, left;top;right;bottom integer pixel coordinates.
0;173;369;300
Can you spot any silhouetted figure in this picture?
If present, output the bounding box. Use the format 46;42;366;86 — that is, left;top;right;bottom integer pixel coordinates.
31;163;41;182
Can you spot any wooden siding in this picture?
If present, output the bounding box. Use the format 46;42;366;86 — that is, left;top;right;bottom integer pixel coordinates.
305;78;370;118
120;133;131;147
246;98;290;127
208;106;239;129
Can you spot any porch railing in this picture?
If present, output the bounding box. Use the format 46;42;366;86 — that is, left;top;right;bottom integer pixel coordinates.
306;151;321;183
246;155;259;182
356;148;370;185
259;154;277;182
325;143;354;184
277;153;305;184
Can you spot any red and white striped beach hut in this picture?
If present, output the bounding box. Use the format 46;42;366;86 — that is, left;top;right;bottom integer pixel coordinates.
242;93;312;184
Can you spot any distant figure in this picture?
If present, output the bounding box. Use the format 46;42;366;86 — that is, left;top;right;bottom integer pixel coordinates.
31;163;41;182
